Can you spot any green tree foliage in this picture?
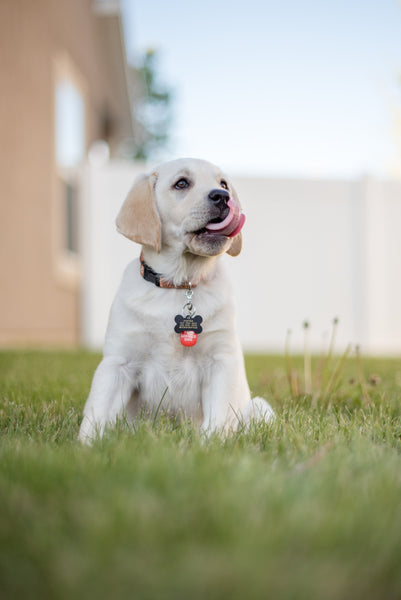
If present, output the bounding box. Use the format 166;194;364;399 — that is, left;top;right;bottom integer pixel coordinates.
131;49;172;161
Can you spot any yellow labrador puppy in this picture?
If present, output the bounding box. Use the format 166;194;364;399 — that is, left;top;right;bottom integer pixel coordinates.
79;158;274;442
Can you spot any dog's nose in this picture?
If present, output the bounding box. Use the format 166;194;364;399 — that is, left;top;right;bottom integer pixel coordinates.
208;189;230;208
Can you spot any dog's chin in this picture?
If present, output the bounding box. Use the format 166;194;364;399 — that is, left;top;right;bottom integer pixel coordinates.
185;230;231;257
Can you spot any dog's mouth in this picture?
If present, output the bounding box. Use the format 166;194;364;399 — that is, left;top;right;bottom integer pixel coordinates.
193;199;245;238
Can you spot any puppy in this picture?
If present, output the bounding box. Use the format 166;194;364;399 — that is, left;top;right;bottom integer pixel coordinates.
79;158;274;442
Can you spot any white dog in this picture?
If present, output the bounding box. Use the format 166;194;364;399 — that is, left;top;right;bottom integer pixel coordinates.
79;158;274;442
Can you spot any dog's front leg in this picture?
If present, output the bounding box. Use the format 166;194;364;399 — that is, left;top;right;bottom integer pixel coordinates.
78;356;136;443
200;357;250;436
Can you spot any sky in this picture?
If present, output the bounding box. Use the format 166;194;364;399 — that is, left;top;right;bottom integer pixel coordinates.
121;0;401;179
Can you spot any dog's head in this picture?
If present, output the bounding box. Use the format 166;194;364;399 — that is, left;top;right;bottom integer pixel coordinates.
116;158;244;257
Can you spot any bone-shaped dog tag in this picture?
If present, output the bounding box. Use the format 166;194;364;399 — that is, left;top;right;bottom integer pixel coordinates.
174;314;203;347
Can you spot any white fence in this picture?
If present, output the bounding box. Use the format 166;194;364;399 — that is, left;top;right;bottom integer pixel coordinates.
79;161;401;355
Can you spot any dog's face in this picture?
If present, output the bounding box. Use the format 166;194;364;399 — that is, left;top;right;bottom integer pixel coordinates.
116;158;244;257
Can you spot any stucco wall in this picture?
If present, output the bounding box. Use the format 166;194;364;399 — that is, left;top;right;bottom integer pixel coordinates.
0;0;130;346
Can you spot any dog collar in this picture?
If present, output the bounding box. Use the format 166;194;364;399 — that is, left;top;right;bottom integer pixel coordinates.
140;252;196;289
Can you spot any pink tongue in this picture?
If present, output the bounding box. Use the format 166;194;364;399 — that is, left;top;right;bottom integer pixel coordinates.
205;199;245;237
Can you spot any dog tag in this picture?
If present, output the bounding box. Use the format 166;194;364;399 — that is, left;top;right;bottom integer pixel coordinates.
174;314;203;347
180;330;198;347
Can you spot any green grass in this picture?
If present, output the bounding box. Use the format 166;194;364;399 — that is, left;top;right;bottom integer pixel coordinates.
1;350;401;599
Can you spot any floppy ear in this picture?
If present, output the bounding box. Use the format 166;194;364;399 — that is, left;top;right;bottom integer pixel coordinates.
226;183;243;257
116;173;161;252
226;232;243;257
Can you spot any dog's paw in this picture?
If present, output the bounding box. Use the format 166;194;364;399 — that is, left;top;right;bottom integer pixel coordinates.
241;397;275;426
78;415;104;445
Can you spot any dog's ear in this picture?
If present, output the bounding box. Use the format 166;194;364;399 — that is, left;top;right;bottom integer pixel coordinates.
226;183;243;257
116;173;161;252
226;232;242;257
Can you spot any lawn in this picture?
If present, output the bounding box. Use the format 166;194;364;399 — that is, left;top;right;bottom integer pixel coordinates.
1;349;401;600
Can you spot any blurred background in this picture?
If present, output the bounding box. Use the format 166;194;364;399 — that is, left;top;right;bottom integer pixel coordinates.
1;0;401;354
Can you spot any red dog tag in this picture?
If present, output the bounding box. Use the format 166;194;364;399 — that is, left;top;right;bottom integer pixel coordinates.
180;331;198;347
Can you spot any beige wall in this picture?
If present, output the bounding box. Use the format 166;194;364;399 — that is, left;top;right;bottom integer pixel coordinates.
0;0;132;346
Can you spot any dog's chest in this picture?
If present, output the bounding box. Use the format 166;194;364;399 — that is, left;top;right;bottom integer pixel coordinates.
133;307;220;414
138;338;208;416
106;268;235;415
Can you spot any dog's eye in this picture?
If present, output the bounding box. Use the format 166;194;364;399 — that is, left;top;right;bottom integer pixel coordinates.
220;180;229;190
174;178;190;190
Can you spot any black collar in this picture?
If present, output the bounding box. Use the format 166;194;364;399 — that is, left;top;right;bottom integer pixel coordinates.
140;253;195;289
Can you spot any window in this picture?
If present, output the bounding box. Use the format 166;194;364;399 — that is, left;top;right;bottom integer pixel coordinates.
64;180;79;254
55;80;85;170
53;54;87;288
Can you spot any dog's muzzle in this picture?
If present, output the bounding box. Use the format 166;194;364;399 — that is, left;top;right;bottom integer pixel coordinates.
205;189;245;238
